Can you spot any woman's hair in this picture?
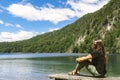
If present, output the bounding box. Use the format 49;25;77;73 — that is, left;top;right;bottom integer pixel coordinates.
94;40;104;51
93;39;107;64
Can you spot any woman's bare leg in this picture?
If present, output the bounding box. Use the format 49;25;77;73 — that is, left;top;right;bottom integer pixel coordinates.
70;60;91;74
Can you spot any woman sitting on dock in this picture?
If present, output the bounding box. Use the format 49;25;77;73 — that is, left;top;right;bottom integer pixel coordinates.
69;39;107;77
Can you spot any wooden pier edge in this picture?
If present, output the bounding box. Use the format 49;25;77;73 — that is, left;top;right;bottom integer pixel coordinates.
48;73;120;80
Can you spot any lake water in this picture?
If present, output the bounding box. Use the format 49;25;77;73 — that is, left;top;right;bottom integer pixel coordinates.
0;53;119;80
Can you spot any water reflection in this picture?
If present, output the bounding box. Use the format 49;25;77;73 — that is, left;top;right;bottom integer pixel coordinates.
107;54;120;76
0;59;40;80
0;54;79;80
0;53;119;80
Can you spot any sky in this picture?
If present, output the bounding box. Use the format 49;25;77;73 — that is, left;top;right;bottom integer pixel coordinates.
0;0;110;42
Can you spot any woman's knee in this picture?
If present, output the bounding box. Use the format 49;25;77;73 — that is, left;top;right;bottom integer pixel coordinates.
86;65;99;76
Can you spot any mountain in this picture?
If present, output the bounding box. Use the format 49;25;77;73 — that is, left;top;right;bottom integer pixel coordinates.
0;0;120;53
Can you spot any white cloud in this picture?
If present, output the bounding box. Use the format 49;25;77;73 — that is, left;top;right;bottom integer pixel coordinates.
49;27;60;32
44;3;55;8
7;3;75;24
6;0;109;24
5;23;14;27
0;20;24;29
15;24;21;28
67;0;110;16
15;24;24;29
21;0;27;3
0;20;4;24
81;0;98;3
0;30;39;42
0;9;3;13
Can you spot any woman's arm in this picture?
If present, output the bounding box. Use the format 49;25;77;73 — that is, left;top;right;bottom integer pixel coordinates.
76;54;92;62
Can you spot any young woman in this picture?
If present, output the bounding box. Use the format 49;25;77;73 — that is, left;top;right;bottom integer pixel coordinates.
69;40;107;77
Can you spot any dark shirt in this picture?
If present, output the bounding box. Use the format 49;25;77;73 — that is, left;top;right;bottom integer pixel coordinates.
90;50;106;75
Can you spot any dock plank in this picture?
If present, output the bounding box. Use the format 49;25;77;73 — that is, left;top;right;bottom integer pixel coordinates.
49;73;120;80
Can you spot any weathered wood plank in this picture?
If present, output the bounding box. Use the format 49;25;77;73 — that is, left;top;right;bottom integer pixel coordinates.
49;73;120;80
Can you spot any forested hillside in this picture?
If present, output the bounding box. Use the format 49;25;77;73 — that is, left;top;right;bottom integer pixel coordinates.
0;0;120;53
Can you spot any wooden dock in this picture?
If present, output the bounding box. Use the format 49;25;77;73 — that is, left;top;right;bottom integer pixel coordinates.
49;73;120;80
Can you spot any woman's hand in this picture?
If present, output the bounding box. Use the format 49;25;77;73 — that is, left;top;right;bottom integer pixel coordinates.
76;54;92;62
76;57;85;62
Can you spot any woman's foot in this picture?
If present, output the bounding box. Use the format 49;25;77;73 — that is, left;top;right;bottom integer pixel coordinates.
68;70;80;75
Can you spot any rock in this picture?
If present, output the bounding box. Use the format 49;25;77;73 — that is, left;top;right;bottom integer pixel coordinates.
49;73;120;80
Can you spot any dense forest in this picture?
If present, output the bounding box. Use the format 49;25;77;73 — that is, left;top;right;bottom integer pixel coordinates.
0;0;120;53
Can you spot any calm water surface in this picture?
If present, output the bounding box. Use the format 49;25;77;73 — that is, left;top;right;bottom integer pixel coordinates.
0;53;119;80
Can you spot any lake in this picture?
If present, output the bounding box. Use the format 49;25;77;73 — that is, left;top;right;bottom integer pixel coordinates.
0;53;119;80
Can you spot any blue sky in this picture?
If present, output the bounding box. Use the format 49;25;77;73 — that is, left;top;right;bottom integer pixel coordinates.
0;0;109;42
